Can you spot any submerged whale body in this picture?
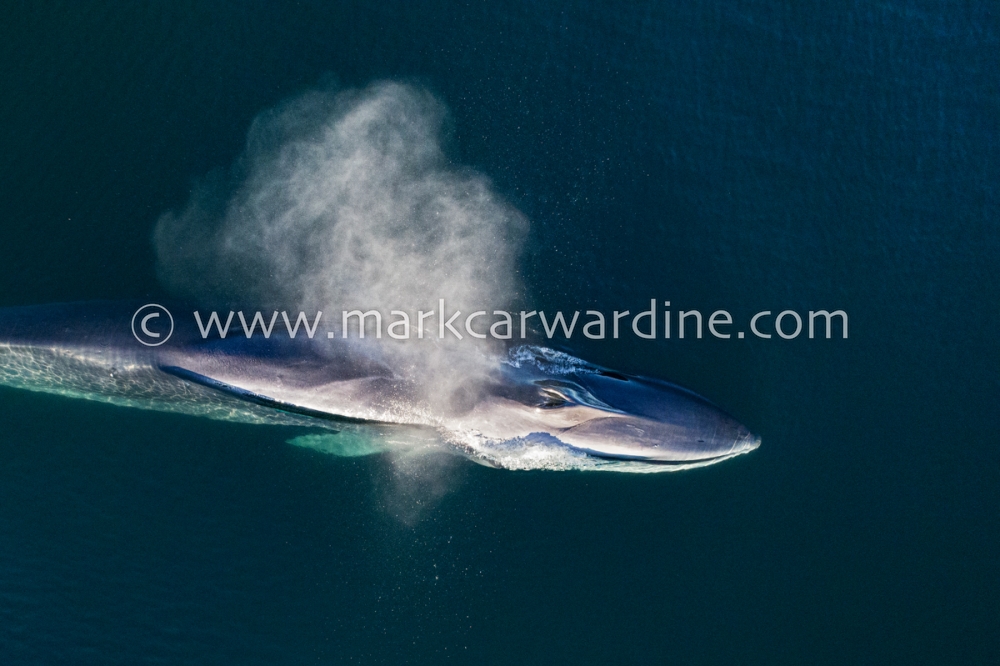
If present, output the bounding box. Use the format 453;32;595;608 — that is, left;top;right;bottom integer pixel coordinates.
0;302;759;472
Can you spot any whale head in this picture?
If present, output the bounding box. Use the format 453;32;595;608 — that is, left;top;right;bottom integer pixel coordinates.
444;346;761;471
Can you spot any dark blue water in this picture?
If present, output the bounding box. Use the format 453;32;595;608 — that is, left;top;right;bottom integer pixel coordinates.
1;2;997;663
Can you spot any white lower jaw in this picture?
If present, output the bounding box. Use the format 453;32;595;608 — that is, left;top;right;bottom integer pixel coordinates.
450;430;760;473
574;444;758;470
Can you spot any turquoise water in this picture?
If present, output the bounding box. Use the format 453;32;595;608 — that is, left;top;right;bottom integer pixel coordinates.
1;2;997;663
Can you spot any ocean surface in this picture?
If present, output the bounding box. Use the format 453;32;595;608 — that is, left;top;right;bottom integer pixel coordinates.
1;1;997;663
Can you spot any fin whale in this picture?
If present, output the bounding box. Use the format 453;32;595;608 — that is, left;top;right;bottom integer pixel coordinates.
0;301;760;472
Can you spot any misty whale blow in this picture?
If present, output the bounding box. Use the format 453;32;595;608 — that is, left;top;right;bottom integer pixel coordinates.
0;301;759;472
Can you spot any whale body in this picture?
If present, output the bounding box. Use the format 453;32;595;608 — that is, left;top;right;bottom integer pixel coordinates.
0;302;759;472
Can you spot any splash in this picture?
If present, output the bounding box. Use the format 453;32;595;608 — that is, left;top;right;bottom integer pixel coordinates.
154;81;526;324
154;80;532;422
